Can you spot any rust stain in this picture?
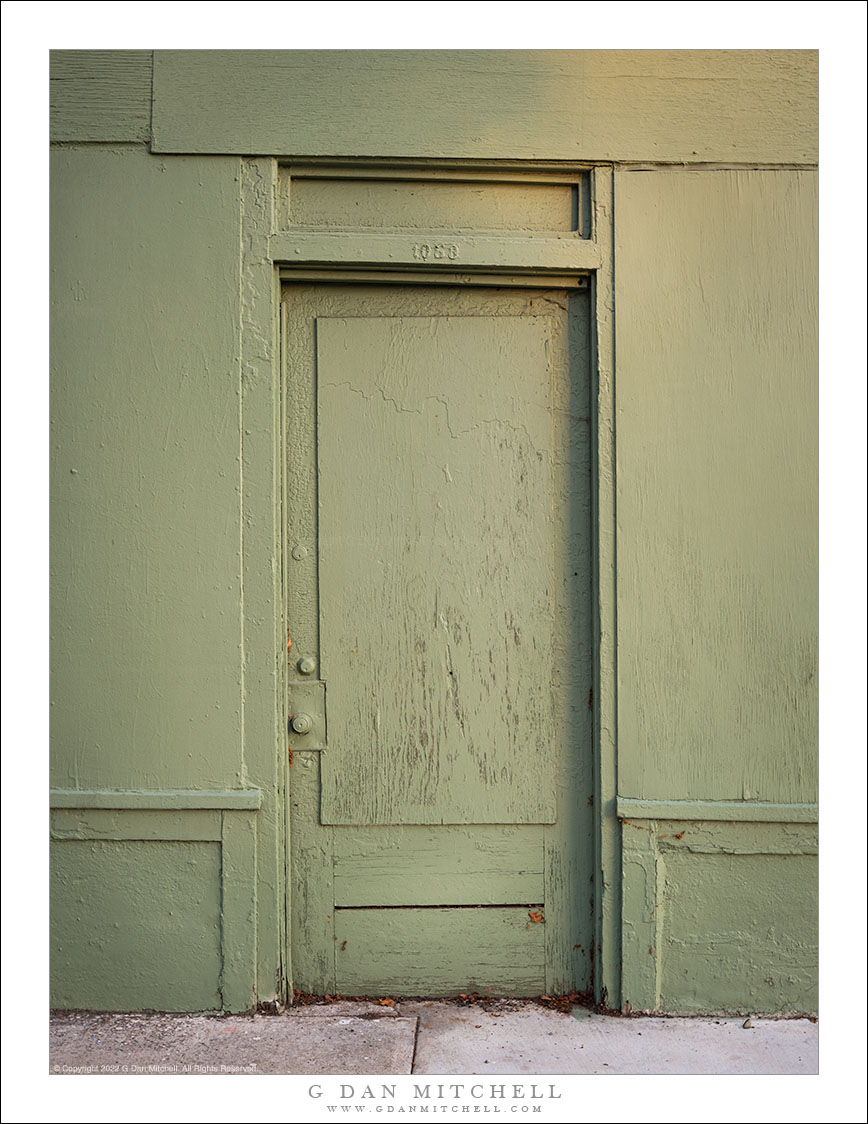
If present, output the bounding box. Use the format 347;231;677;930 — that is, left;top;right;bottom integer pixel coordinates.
379;997;396;1007
528;909;544;923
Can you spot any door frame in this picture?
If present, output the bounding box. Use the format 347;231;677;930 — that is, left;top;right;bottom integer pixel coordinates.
238;157;620;1007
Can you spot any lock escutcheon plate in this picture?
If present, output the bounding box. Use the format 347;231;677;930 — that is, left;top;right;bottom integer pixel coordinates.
287;680;327;749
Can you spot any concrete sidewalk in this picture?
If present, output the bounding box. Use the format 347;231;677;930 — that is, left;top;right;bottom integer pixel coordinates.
49;1000;818;1075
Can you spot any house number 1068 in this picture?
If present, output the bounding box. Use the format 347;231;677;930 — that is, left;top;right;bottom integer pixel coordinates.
412;242;460;261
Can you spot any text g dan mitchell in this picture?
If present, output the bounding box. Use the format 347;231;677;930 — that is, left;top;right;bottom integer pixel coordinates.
308;1085;562;1101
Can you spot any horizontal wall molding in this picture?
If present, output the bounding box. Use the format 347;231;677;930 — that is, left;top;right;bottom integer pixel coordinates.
151;50;817;165
50;789;262;811
270;232;601;273
616;797;818;823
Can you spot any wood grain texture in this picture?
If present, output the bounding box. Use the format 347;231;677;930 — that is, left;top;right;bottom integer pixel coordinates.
287;175;577;232
542;288;595;993
333;826;544;906
334;908;546;996
317;311;557;824
614;168;818;805
289;752;337;994
152;50;817;164
286;275;336;993
50;50;152;143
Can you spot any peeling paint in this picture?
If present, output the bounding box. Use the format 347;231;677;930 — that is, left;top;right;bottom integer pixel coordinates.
50;51;818;1017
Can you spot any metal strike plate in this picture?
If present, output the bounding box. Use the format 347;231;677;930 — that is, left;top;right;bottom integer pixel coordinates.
287;680;327;750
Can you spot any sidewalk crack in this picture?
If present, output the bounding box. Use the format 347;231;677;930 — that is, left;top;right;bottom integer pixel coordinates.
409;1015;420;1074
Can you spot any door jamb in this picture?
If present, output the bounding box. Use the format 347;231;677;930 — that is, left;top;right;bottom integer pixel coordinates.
239;157;619;1008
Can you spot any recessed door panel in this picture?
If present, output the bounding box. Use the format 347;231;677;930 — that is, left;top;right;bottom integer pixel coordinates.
317;313;556;824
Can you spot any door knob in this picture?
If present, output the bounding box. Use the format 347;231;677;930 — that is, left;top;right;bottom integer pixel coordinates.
290;713;314;735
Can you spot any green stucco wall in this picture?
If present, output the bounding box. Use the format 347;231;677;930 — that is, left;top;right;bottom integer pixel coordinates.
51;837;223;1011
614;168;818;806
51;146;244;794
50;50;817;1015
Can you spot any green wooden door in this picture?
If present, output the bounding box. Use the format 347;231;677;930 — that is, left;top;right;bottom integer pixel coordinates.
285;282;593;997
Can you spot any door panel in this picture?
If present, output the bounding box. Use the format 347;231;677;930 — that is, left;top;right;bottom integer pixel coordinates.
285;282;592;996
334;908;547;997
318;313;556;824
333;825;544;907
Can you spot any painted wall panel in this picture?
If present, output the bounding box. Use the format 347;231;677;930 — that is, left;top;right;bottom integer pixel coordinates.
614;168;818;804
660;850;818;1014
151;50;816;164
620;817;817;1014
50;147;245;791
50;840;222;1011
50;50;153;143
